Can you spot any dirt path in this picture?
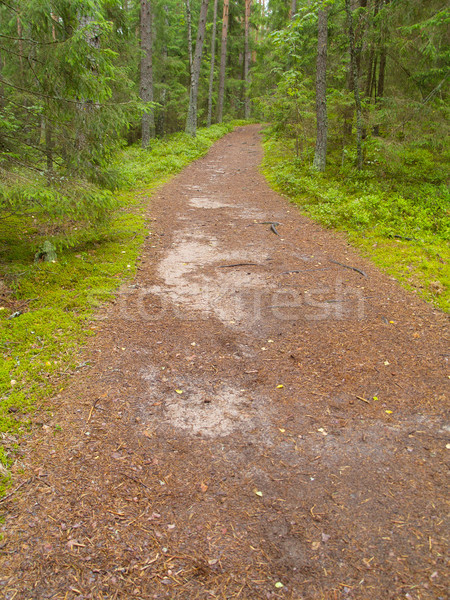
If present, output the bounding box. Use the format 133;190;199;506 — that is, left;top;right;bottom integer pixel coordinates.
1;125;448;600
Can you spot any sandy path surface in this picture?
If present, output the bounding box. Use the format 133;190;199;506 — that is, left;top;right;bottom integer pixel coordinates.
1;125;448;600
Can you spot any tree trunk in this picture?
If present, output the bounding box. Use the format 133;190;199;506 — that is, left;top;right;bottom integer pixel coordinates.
157;5;170;136
372;47;386;136
185;0;210;136
243;0;251;119
217;0;229;123
17;14;23;76
345;0;363;170
140;0;155;147
377;47;387;99
45;119;53;178
185;0;193;76
207;0;219;126
313;6;328;171
290;0;297;19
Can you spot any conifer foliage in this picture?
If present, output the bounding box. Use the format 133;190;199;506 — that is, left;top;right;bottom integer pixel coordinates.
0;0;447;221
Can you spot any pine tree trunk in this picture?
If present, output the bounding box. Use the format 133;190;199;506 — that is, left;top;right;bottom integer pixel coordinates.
185;0;193;76
45;119;53;178
290;0;297;19
345;0;363;170
217;0;230;123
140;0;155;147
377;47;387;99
244;0;251;119
185;0;210;136
313;6;328;171
157;4;170;137
207;0;219;127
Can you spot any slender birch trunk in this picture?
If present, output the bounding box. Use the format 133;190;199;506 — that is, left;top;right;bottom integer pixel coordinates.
217;0;229;123
313;6;328;171
185;0;193;76
186;0;210;136
345;0;363;170
244;0;251;119
140;0;155;147
207;0;219;126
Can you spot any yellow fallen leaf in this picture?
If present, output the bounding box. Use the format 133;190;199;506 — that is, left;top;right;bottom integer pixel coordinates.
275;582;284;589
276;384;284;389
175;389;183;394
373;396;378;401
279;428;285;433
385;410;393;414
253;489;263;497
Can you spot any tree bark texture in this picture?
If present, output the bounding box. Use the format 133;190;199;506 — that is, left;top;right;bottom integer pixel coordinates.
185;0;210;136
313;7;328;171
244;0;251;119
140;0;155;147
45;119;53;176
345;0;363;170
156;5;169;136
185;0;193;76
290;0;297;20
207;0;219;126
217;0;229;123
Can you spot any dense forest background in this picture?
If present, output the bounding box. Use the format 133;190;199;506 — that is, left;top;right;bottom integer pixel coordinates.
1;0;448;185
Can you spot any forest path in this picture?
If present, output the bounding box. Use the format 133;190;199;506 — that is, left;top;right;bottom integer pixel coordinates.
1;125;448;600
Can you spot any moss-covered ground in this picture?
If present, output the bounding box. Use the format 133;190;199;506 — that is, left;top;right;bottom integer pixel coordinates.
261;133;449;312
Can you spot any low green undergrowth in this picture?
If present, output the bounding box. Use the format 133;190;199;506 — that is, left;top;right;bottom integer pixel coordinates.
0;121;238;493
262;132;449;311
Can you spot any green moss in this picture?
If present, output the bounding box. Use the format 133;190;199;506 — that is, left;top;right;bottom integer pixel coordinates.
0;122;240;494
262;133;449;312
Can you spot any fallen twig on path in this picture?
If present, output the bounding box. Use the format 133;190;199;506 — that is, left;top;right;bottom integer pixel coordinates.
356;395;370;404
329;259;367;278
281;268;330;274
87;398;101;423
121;472;152;490
218;263;260;268
250;221;281;235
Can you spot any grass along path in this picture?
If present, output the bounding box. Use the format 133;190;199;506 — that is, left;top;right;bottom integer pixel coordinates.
261;133;449;312
0;122;240;492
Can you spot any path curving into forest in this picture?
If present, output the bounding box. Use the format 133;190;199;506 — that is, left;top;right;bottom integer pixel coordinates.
0;125;448;600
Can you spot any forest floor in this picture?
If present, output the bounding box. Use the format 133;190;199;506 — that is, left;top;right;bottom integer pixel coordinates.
0;125;448;600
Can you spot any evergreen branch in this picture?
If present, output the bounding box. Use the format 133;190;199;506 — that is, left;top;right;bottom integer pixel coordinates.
386;52;425;98
0;44;44;64
1;132;65;167
389;73;449;135
0;0;18;13
0;77;136;107
2;155;45;174
0;33;67;46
